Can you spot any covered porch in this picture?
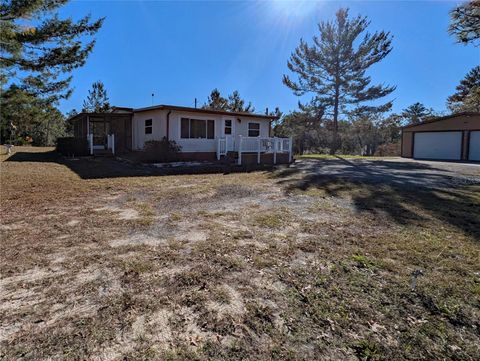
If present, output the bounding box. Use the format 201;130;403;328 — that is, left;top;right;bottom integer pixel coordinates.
71;112;133;155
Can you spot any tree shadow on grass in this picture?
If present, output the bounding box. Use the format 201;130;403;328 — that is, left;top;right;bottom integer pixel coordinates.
4;149;275;179
274;158;480;240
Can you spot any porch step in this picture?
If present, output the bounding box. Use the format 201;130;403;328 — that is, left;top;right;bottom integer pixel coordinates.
93;149;114;157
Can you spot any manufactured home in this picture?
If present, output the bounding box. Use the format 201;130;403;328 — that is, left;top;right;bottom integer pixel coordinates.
69;105;292;165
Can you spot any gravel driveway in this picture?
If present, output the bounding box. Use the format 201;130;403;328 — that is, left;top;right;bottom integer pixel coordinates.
285;157;480;189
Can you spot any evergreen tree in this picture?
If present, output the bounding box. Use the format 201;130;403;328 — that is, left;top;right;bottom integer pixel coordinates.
0;85;65;145
449;1;480;46
274;107;326;155
283;8;395;153
0;0;104;102
203;88;255;113
401;102;435;125
447;66;480;112
82;81;111;112
227;90;255;112
203;88;228;110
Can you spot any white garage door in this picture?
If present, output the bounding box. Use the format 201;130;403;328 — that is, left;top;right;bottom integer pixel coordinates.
469;131;480;161
413;132;462;160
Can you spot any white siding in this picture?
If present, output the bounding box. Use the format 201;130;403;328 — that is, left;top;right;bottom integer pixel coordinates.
132;110;167;150
168;111;271;153
131;108;271;152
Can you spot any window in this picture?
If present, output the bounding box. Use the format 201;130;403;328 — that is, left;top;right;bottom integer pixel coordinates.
181;118;215;139
248;122;260;137
145;119;152;134
224;119;232;135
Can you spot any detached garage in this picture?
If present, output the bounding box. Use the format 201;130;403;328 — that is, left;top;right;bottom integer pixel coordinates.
401;112;480;162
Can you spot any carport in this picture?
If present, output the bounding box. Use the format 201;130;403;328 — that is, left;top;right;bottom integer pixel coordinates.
401;112;480;162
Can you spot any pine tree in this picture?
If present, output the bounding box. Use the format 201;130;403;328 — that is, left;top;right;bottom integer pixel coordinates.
0;85;66;145
82;81;111;112
401;103;435;125
447;66;480;112
203;89;255;113
0;0;104;102
283;8;395;153
203;88;228;110
449;1;480;46
227;90;255;112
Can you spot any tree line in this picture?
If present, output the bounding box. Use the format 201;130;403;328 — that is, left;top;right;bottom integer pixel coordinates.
0;1;478;151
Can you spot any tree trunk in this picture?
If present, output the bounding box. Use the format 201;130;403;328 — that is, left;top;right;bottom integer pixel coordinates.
330;85;340;155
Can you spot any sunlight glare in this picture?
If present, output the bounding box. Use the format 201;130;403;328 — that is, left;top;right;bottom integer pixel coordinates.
269;0;322;20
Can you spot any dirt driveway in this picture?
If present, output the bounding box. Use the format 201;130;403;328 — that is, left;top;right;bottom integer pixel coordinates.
286;157;480;189
1;149;479;360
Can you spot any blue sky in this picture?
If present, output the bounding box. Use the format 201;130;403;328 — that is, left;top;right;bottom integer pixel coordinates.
59;1;479;116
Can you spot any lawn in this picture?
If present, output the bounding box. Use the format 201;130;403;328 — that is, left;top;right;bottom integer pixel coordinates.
1;148;479;360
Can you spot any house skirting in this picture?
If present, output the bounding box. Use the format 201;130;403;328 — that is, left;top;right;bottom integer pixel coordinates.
240;152;290;165
176;152;218;162
133;150;292;164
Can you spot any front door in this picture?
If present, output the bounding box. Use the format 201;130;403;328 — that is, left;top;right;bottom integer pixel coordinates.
89;120;109;149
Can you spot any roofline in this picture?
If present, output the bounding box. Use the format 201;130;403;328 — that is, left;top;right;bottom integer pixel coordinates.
402;112;480;130
132;104;279;119
111;106;134;112
66;111;132;122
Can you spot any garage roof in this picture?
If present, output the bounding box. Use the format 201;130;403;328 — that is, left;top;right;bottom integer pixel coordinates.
402;112;480;130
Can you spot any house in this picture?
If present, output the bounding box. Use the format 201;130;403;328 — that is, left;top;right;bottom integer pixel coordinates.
401;112;480;162
69;104;292;165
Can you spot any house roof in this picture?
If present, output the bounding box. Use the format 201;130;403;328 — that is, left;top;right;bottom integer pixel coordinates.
401;112;480;130
66;111;131;122
112;104;279;120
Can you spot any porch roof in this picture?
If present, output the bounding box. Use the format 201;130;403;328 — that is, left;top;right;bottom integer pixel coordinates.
113;104;279;120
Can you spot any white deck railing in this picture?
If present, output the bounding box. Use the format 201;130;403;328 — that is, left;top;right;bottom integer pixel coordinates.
216;136;292;165
217;137;227;160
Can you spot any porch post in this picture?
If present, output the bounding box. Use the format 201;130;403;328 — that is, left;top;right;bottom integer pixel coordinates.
217;138;220;160
89;134;94;155
238;135;242;166
111;134;115;155
257;137;261;164
273;137;277;165
288;137;293;163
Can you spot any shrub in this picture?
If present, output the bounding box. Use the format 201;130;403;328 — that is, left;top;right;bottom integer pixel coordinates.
375;142;400;156
143;137;182;163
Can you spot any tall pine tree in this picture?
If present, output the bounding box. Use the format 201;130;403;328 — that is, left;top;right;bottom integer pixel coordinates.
449;1;480;46
82;81;111;112
227;90;255;113
203;88;228;110
203;88;255;113
447;66;480;112
283;8;395;153
401;103;435;125
0;0;104;102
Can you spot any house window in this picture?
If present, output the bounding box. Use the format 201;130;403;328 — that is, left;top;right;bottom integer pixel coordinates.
224;119;232;135
145;119;152;134
181;118;215;139
248;122;260;137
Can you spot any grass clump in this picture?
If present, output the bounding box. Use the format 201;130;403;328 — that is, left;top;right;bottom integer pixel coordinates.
352;254;377;269
252;208;292;229
352;339;382;361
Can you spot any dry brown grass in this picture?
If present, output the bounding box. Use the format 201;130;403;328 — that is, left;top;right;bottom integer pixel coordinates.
0;148;479;360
